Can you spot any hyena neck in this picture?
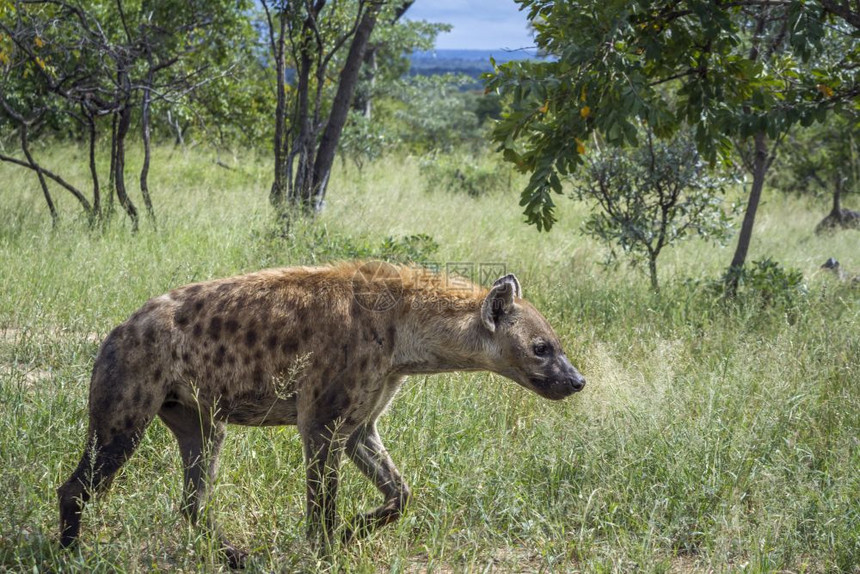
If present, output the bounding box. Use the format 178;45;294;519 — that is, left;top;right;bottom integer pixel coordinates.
392;299;492;375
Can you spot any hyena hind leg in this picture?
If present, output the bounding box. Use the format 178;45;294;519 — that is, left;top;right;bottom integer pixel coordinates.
57;413;154;548
158;402;246;569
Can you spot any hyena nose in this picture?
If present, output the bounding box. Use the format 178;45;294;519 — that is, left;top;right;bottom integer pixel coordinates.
560;355;586;393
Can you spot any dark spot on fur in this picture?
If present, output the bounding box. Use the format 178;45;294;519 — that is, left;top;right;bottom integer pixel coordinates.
203;352;211;362
318;386;351;419
182;352;191;363
226;353;236;365
192;323;203;338
359;356;369;372
367;327;383;347
300;327;311;340
214;345;227;367
267;335;278;350
243;354;253;366
124;416;135;430
281;338;299;355
171;349;179;361
194;299;204;312
253;366;266;385
216;282;235;295
126;324;140;347
133;387;143;406
313;388;321;400
144;326;157;344
208;316;223;340
186;285;203;296
153;369;162;382
245;328;258;348
225;319;239;334
387;325;396;350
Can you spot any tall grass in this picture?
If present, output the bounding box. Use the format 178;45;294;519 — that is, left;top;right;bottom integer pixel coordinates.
1;145;858;572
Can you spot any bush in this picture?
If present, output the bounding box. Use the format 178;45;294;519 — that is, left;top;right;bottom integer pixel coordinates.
717;258;808;307
573;130;736;292
419;153;511;197
258;222;439;266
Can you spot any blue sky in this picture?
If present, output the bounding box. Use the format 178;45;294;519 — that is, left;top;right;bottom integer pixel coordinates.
405;1;535;51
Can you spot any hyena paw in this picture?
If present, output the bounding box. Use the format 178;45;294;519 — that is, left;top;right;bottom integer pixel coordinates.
221;544;248;570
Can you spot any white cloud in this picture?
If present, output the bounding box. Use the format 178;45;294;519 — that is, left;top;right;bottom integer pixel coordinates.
405;0;533;50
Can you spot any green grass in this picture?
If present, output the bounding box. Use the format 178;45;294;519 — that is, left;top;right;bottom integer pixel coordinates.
1;144;859;572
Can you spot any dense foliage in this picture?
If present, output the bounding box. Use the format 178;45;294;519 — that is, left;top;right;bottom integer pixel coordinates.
487;0;860;289
0;0;255;227
0;0;477;225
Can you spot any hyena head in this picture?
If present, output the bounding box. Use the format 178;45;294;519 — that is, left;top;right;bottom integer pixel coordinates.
481;274;586;400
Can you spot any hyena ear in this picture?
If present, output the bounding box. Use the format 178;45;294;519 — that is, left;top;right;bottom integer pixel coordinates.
481;274;521;332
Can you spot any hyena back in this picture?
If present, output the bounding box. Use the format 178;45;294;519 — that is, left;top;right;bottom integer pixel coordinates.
58;261;585;567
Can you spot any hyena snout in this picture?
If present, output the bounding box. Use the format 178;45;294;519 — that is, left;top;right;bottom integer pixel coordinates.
565;360;586;393
530;354;586;400
553;354;586;396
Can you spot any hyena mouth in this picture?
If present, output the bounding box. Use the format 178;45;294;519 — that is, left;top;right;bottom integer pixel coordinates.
528;376;584;400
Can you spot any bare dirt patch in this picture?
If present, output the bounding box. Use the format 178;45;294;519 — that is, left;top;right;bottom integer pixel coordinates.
0;365;53;388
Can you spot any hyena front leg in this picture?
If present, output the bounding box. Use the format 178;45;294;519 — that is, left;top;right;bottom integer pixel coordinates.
342;422;411;542
158;403;246;569
300;419;358;549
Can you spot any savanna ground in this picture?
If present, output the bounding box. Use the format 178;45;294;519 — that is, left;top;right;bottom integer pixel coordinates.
0;145;858;573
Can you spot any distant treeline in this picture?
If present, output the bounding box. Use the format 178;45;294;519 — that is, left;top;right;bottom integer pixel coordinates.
409;49;547;82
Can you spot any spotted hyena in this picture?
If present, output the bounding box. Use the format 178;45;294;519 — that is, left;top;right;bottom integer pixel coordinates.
58;261;586;567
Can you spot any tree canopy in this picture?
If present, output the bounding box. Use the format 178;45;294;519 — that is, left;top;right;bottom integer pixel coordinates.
488;0;860;231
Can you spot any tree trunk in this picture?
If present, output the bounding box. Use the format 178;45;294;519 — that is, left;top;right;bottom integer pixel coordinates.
648;256;659;293
310;4;381;211
353;46;376;120
140;67;157;225
727;130;769;294
167;110;185;147
289;34;317;210
107;113;118;216
832;177;843;217
352;1;413;120
269;10;289;212
84;107;100;221
20;122;59;227
114;103;139;232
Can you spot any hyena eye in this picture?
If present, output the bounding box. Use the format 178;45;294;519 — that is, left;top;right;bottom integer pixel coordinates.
533;342;550;357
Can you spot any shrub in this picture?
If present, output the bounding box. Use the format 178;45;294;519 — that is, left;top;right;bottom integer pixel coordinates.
717;258;808;307
573;130;736;292
419;153;511;197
